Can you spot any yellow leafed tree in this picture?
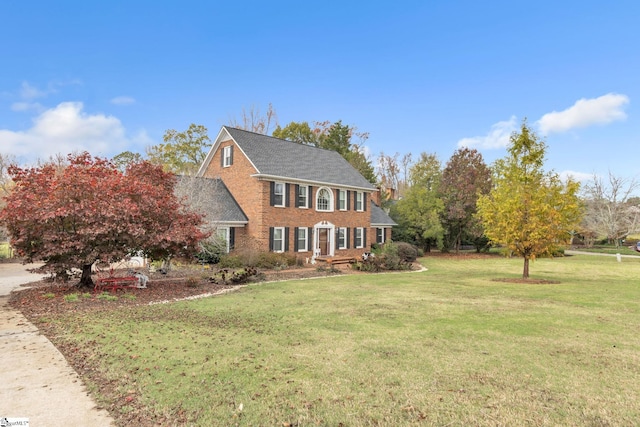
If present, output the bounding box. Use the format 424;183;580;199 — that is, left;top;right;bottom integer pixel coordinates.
477;120;582;278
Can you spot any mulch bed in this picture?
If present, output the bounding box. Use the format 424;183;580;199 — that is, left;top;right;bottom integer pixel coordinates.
8;265;352;321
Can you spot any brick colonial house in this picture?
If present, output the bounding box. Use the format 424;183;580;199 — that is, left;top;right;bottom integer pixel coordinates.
195;126;396;260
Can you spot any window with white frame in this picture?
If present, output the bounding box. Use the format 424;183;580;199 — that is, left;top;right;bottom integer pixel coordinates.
338;189;347;210
354;227;364;248
222;146;233;167
297;185;309;208
316;187;333;212
355;191;364;211
217;227;230;253
337;227;347;249
272;227;285;252
273;182;285;207
297;227;308;252
376;227;385;244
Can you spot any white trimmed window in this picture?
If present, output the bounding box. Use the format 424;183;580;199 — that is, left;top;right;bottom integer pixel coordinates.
337;227;347;249
297;185;309;208
217;227;230;253
222;146;233;167
355;191;364;211
316;187;333;212
297;227;308;252
354;227;364;249
376;227;385;244
338;189;347;211
274;182;285;207
272;227;285;252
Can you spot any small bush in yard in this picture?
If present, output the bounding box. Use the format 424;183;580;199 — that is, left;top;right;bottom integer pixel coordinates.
217;254;244;268
256;252;295;269
394;241;419;263
352;242;414;272
195;238;226;264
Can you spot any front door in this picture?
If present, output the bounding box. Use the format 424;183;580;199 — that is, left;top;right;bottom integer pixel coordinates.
313;222;335;258
318;228;329;256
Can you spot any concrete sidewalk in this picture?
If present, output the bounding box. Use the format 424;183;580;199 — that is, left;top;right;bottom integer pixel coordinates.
0;262;114;426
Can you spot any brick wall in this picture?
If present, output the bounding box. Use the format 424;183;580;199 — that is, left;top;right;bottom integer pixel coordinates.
264;184;373;258
202;139;265;246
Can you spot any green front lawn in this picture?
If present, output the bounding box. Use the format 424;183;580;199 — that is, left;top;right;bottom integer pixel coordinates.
49;254;640;426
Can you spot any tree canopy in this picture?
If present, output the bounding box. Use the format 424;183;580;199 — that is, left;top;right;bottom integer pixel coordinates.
272;121;319;145
146;123;211;175
580;172;639;246
0;153;207;287
392;152;444;251
440;148;492;252
477;121;582;278
274;120;377;184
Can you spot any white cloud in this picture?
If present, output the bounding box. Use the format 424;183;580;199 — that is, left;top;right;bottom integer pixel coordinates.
0;102;135;162
457;116;518;150
537;93;629;134
111;96;136;106
559;170;593;183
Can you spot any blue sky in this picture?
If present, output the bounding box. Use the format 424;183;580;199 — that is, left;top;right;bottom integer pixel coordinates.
1;1;638;185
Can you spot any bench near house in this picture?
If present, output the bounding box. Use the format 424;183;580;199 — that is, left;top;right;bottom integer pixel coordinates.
195;126;396;261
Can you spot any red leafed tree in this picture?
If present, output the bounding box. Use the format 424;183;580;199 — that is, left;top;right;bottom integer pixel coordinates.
0;152;208;288
440;147;492;252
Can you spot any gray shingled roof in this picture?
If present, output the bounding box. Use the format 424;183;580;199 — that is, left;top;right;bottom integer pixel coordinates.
370;201;397;226
175;176;248;223
225;127;375;190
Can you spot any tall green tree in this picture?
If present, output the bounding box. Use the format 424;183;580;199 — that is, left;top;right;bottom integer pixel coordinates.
272;121;319;146
273;120;377;184
112;151;143;172
146;124;211;175
320;120;352;157
346;143;377;184
477;121;582;278
393;152;444;251
440;148;492;252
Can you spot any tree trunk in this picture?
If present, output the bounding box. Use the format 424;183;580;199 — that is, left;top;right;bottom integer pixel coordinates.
78;264;94;288
522;257;530;279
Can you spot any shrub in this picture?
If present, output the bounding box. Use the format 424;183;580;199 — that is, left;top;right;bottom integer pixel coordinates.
394;242;419;263
255;252;296;269
217;254;244;269
351;243;414;273
195;238;226;264
351;258;382;272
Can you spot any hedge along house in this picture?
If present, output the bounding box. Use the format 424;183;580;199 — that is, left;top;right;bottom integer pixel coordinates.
196;126;396;261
